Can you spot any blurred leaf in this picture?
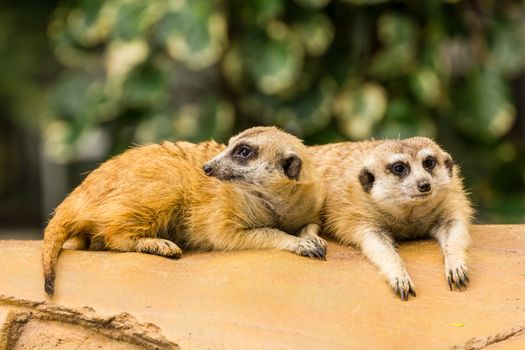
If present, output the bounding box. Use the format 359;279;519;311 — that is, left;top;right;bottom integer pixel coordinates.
171;98;235;142
334;82;387;139
239;0;285;25
49;7;103;70
377;98;435;138
240;93;280;125
51;71;98;123
243;21;304;95
489;19;525;76
409;68;442;106
121;62;169;109
110;0;165;41
369;14;417;79
157;0;227;70
43;120;75;163
292;12;334;57
377;13;417;45
340;0;389;4
134;112;172;143
277;78;337;136
454;68;516;140
369;45;415;79
293;0;331;9
222;43;247;92
66;0;106;46
106;39;149;80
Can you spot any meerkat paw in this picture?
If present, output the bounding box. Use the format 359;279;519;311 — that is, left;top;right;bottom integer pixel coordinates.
136;238;183;258
298;231;327;255
445;260;469;291
388;273;416;301
292;238;326;260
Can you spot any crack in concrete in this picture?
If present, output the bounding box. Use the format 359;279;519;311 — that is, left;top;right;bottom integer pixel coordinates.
0;295;178;349
450;326;525;350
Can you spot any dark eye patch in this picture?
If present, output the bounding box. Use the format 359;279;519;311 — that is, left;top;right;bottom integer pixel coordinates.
423;156;436;171
231;143;258;163
390;162;410;177
237;146;251;158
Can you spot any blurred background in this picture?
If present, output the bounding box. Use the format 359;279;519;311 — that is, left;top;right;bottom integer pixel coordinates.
1;0;524;239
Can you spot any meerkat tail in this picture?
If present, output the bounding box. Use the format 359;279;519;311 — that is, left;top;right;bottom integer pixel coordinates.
42;219;72;296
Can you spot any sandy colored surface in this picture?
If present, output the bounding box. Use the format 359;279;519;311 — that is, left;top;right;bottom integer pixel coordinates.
0;225;524;349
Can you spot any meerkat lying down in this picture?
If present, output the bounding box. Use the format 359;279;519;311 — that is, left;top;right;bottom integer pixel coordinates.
311;137;473;300
42;126;326;296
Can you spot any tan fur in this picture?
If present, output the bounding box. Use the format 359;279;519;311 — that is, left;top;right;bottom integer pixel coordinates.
43;127;326;296
311;137;473;301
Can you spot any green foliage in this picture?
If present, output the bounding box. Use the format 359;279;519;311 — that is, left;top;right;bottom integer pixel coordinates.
3;0;525;223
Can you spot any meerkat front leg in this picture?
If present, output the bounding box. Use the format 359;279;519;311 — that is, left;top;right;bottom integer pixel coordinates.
431;218;470;291
359;229;416;301
223;226;326;259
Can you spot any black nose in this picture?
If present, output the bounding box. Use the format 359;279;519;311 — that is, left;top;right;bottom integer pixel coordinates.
418;182;431;193
203;164;213;176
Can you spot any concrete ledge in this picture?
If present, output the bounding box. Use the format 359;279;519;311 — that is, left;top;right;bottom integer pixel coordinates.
0;296;177;349
0;225;524;349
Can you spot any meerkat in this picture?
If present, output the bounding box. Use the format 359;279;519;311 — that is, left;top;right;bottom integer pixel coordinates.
311;137;473;301
42;126;327;296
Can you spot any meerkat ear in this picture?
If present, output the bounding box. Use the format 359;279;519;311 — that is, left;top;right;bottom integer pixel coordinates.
359;168;375;193
282;153;302;180
444;154;454;177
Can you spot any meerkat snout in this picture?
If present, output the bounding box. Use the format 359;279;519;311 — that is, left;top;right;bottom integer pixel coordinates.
203;164;213;176
417;180;431;193
203;142;259;182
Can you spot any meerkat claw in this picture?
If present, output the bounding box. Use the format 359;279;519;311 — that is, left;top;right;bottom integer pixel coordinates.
391;276;416;301
458;267;469;289
294;238;327;260
310;246;326;260
315;245;327;259
447;265;469;291
457;269;465;290
402;289;409;301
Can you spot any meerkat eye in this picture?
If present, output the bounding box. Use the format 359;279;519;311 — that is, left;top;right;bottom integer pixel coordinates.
391;162;408;176
423;156;436;170
235;146;252;158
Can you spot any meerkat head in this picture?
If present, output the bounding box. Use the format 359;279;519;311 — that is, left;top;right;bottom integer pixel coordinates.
203;126;308;185
358;137;455;214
